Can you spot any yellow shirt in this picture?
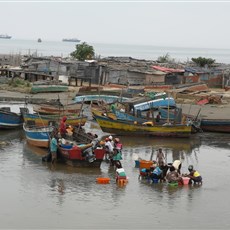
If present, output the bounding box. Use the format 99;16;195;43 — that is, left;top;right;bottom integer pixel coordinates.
194;171;200;177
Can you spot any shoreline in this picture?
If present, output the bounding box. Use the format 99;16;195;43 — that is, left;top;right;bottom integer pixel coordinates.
1;85;230;120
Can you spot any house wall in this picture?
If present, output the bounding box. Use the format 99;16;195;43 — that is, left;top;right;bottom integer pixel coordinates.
165;74;183;85
106;70;128;85
126;71;145;85
145;73;165;85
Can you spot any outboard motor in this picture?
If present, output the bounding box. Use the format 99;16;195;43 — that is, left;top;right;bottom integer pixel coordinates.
82;147;96;163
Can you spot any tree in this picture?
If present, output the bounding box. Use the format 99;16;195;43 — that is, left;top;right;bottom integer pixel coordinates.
157;53;175;63
70;42;95;61
191;57;215;67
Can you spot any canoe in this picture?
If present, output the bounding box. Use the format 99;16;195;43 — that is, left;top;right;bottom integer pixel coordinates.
31;84;68;93
23;123;54;148
0;106;29;129
23;113;87;127
200;119;230;133
57;143;105;167
74;94;130;103
33;102;82;115
92;112;192;137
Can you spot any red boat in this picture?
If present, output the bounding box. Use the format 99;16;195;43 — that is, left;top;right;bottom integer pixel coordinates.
57;143;105;167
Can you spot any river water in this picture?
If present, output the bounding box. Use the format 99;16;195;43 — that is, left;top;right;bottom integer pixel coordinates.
0;121;230;229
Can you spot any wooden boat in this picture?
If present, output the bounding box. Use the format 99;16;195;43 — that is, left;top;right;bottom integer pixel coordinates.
200;119;230;133
23;123;54;148
74;94;129;103
57;143;105;167
0;107;28;129
31;81;68;93
92;112;192;137
33;102;82;115
23;113;87;127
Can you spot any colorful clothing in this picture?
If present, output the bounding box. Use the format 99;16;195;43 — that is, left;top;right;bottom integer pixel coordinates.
50;137;57;152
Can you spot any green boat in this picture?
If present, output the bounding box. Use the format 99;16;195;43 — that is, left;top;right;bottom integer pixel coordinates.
31;83;68;93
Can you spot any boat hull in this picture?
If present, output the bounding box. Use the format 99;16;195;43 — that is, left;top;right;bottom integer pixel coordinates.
0;110;23;129
33;103;82;115
58;146;105;167
200;119;230;133
93;114;192;137
23;124;53;148
23;113;87;127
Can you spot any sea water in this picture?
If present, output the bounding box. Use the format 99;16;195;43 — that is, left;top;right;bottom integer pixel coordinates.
1;38;230;64
0;122;230;229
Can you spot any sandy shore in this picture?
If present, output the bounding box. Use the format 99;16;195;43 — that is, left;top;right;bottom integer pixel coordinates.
1;85;230;120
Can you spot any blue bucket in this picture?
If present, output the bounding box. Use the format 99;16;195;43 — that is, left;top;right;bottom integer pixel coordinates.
153;178;159;184
135;160;140;168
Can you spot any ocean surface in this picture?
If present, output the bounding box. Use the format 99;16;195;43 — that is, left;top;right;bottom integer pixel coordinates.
1;38;230;64
0;111;230;229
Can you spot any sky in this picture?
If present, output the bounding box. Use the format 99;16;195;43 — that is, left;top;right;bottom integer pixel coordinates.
1;0;230;49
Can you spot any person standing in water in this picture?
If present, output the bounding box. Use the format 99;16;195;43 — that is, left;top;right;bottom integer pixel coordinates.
156;148;165;166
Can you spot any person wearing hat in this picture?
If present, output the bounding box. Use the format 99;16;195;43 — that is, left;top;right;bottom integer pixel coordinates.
172;160;182;174
108;135;114;148
166;166;183;184
105;137;113;161
185;165;202;185
113;137;123;169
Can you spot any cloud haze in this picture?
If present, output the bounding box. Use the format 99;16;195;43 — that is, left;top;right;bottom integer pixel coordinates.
1;1;230;49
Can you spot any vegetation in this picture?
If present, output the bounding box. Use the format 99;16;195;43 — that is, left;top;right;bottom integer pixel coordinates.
191;57;215;67
70;42;95;61
157;53;175;63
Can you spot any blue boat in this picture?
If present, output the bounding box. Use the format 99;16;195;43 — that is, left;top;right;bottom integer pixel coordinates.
74;95;130;104
0;107;28;129
200;119;230;133
23;123;54;148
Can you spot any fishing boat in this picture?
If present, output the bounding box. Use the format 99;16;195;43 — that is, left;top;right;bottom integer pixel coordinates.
200;119;230;133
0;107;28;129
23;123;54;148
92;112;192;137
57;143;105;167
62;38;81;42
23;113;87;127
33;102;82;115
74;95;130;103
31;83;68;93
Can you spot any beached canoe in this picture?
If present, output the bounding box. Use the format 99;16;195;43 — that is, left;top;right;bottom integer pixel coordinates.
92;112;192;137
23;113;87;127
0;106;29;129
33;102;82;115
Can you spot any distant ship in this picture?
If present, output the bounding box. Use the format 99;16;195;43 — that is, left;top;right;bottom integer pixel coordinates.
37;38;42;43
0;34;12;39
62;38;81;42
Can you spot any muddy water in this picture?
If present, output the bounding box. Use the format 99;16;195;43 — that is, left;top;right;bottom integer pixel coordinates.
0;124;230;229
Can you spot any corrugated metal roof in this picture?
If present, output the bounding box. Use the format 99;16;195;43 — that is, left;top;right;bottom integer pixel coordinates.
152;65;184;73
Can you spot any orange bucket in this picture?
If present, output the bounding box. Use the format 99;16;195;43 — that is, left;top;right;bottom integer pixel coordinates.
96;177;110;184
139;160;153;169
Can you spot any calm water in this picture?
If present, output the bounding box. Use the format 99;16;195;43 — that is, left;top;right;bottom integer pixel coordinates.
1;39;230;64
0;121;230;229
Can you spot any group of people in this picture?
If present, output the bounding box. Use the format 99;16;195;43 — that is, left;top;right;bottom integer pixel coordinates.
145;148;202;185
104;135;123;169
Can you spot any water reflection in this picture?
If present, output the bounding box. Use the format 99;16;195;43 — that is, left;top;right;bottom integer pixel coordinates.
1;125;230;228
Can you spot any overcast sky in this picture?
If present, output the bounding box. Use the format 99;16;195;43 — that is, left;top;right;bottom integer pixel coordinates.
1;1;230;49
